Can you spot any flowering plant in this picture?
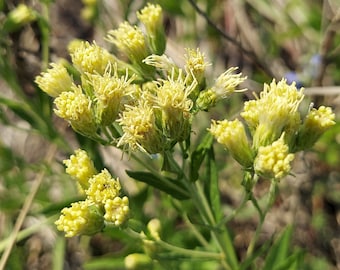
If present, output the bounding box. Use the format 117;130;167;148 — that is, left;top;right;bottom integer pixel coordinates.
0;2;338;270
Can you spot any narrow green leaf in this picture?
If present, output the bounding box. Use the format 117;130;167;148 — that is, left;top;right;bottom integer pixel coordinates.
262;226;293;270
190;132;214;181
126;170;190;200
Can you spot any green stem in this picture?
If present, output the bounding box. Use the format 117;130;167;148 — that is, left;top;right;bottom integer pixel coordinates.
182;213;210;248
246;179;278;258
125;228;222;260
164;152;239;269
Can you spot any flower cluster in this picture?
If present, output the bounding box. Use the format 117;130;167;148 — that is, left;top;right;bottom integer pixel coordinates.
209;79;335;181
55;149;129;237
35;3;246;155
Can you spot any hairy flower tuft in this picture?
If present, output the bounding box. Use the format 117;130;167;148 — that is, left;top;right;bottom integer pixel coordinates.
197;67;246;111
241;79;304;149
35;62;73;97
107;22;148;64
86;64;135;126
209;119;254;167
69;40;116;75
118;101;165;154
54;84;96;136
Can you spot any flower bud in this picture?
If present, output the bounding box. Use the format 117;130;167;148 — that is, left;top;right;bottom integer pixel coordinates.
3;4;36;33
55;200;104;237
63;149;97;191
137;3;166;55
294;105;335;151
209;119;254;168
124;253;152;270
35;62;73;97
254;134;295;180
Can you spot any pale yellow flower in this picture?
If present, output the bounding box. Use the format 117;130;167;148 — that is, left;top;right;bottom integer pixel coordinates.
197;67;246;111
55;200;104;237
241;79;304;149
86;169;121;204
104;196;129;226
35;62;73;97
209;119;254;167
153;70;196;141
254;134;295;180
54;84;96;136
106;22;148;64
117;101;165;154
69;40;116;75
294;105;335;151
63;149;97;190
184;48;209;86
86;64;135;126
137;3;166;54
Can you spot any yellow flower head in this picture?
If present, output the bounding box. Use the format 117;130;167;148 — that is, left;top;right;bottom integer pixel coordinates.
143;54;177;75
209;119;254;168
69;40;116;75
117;101;165;154
35;62;73;97
54;84;96;136
125;253;153;270
137;3;163;36
86;169;121;204
242;79;304;149
197;67;246;111
3;4;36;33
55;200;104;237
294;105;335;151
254;134;295;180
63;149;97;191
153;70;196;141
104;196;130;226
86;64;135;126
106;22;148;63
184;48;209;85
137;3;166;55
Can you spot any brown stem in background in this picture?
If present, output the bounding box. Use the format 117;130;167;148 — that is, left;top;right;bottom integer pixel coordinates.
187;0;275;78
